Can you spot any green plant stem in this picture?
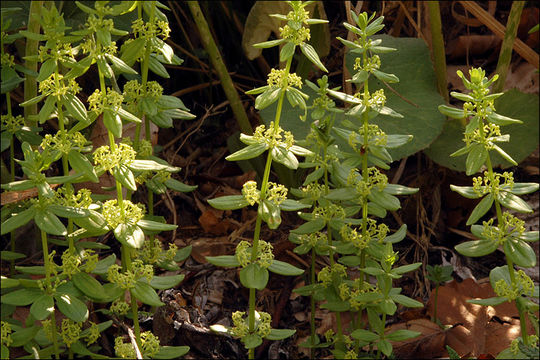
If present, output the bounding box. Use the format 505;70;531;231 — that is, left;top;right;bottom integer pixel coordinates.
426;1;449;104
433;283;439;323
493;1;525;93
478;121;529;345
40;228;60;359
7;95;17;275
187;0;253;135
310;248;316;358
122;244;142;349
24;1;44;121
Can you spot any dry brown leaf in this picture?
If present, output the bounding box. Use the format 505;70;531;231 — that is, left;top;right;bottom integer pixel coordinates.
190;236;231;263
389;318;446;359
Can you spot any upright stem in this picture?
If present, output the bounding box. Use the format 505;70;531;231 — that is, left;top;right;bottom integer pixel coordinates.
40;228;60;359
309;248;316;359
493;1;525;93
24;1;44;121
123;244;142;349
426;1;449;103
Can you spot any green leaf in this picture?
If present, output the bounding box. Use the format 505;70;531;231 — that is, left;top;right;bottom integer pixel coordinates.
252;38;286;49
208;195;250;210
266;329;296;340
466;193;494;225
55;293;88;322
34;209;67;236
268;260;304;276
148;54;170;78
138;219;177;232
131;280;165;306
1;276;20;288
504;239;537;268
386;329;421;342
383;184;418;195
206;255;240;268
393;263;421;275
351;329;379;342
300;42;328;72
1;207;36;235
450;185;483;199
129;159;179;172
487;112;522;126
438;105;465;119
465;144;487;175
165;178;197;192
259;199;281;229
68;150;98;182
497;191;532;213
378;339;393;357
455;239;498;257
243;333;263;349
1;250;25;261
467;297;506;306
338;255;362;267
150;274;184;290
510;182;539;195
427;89;538;171
290;218;326;235
239;263;269;290
113;164;137;191
107;54;138;74
30;294;54;320
325;188;357;201
384;224;407;243
10;326;40;347
37;58;56;82
492;144;517;165
255;87;282;110
280;199;310;211
372;69;398;83
72;272;106;300
114;223;145;249
103;109;122;138
271;145;298;169
39;95;56;123
280;41;296;62
154;346;190;359
63;93;88;123
121;37;146;66
390;294;424;308
368;190;400;211
226;143;268;161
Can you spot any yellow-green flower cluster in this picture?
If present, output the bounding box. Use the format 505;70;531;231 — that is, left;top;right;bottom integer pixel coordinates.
230;311;249;338
298;231;327;248
344;349;359;359
41;130;87;154
123;80;163;113
136;169;171;186
80;37;118;57
354;54;381;72
494;270;534;301
140;331;160;357
1;114;25;134
301;183;327;202
463;123;501;149
313;203;345;220
252;122;295;150
131;18;171;41
101;199;145;229
267;68;303;89
235;240;274;268
458;68;497;119
348;280;380;310
38;42;76;63
481;213;525;245
472;171;514;197
1;321;12;347
242;180;260;206
1;53;15;68
61;248;98;278
256;311;272;337
107;260;154;289
54;186;93;209
318;263;347;287
93;143;136;171
42;319;56;342
347;167;388;198
114;337;136;359
87;87;124;114
61;318;81;348
86;15;114;34
110;299;130;316
266;182;288;205
279;9;311;45
349;124;388;153
85;322;100;345
140;238;177;264
138;139;153;157
39;73;81;97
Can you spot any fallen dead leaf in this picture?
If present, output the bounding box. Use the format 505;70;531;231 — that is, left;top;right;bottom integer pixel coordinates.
389;318;446;359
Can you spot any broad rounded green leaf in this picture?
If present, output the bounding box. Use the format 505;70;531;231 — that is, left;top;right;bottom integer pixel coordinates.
393;262;421;275
206;255;240;268
1;276;20;288
455;239;498;257
2;288;43;305
243;333;263;349
150;274;184;290
510;183;539;195
239;263;268;290
504;239;537;268
30;294;54;320
266;329;296;340
131;280;165;306
384;224;407;243
255;87;282;110
271;145;298;169
10;326;40;347
1;207;36;235
154;346;190;359
280;199;311;211
103;109;122;138
112;164;137;191
268;259;304;276
291;218;326;234
35;209;67;236
226;143;268;161
208;195;250;210
466;144;487;175
55;293;88;322
280;41;296;62
466;193;494;225
72;272;106;300
68;150;98;182
114;223;145;249
390;293;424;308
351;329;379;342
63;93;88;123
497;191;532;213
368;190;400;211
